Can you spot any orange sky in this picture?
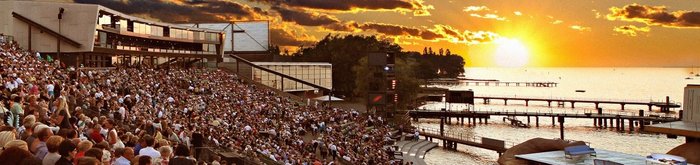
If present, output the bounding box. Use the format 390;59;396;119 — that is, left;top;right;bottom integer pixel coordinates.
73;0;700;67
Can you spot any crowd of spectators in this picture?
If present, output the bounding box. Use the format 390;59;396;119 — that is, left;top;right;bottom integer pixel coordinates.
0;34;397;165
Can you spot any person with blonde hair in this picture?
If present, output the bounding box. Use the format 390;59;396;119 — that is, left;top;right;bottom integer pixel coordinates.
4;139;29;151
43;135;64;165
75;140;93;163
0;129;16;149
52;97;72;129
155;146;172;165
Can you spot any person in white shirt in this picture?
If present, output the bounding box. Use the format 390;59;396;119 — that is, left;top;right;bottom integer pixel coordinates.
329;143;338;160
118;107;126;120
414;130;420;141
15;77;23;85
138;135;161;162
46;83;55;97
5;80;15;91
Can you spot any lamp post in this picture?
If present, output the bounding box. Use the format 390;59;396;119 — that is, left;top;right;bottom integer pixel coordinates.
57;7;64;63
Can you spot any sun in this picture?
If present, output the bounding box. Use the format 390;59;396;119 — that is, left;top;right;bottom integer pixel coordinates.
494;38;530;67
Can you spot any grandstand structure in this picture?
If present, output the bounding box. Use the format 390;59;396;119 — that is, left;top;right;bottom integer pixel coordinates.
0;1;225;67
0;0;332;97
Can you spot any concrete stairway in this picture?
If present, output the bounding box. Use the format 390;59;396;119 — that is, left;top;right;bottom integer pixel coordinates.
394;136;438;165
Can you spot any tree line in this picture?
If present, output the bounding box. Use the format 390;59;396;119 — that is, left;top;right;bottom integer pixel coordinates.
270;35;465;106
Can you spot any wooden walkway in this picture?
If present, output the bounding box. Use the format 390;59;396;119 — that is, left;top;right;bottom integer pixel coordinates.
411;127;514;155
429;80;558;87
475;95;681;111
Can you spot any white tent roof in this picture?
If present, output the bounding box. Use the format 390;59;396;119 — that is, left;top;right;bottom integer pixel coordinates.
313;95;344;101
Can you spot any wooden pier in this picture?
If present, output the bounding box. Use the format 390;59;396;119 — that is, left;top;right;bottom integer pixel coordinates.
429;80;558;87
475;95;681;111
408;110;680;132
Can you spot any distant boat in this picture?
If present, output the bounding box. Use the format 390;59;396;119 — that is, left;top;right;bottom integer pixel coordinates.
576;90;586;93
687;77;693;80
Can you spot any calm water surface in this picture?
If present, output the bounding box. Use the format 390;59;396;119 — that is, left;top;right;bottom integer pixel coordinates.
419;67;700;165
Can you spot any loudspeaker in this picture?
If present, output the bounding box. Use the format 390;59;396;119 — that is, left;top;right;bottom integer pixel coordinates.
447;90;474;104
368;53;387;66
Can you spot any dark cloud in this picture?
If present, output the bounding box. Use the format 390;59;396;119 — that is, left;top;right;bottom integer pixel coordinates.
608;4;700;28
74;0;265;23
269;28;316;47
271;5;341;26
355;23;442;40
613;25;650;36
321;22;358;32
249;0;431;16
430;25;498;44
251;0;412;11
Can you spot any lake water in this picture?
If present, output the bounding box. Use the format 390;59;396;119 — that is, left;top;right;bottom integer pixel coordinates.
418;67;700;164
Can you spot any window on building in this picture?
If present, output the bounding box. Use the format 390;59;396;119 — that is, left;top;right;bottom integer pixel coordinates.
98;15;111;25
119;19;128;32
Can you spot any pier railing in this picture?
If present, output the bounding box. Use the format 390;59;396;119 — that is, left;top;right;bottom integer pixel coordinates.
417;127;517;149
412;108;679;121
418;106;679;118
474;94;666;104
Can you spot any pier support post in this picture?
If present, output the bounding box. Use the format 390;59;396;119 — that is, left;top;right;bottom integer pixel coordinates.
611;118;615;128
479;118;483;124
504;99;508;105
440;113;445;137
535;116;539;127
595;103;599;109
594;118;597;127
551;116;555;126
526;100;529;106
558;117;565;140
639;119;645;131
571;102;575;108
485;118;488;125
527;116;531;125
621;104;626;110
604;118;608;128
598;118;603;128
648;105;653;111
620;119;625;132
548;101;552;107
629;119;634;132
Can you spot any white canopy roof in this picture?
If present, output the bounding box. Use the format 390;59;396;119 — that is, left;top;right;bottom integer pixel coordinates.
313;95;344;101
